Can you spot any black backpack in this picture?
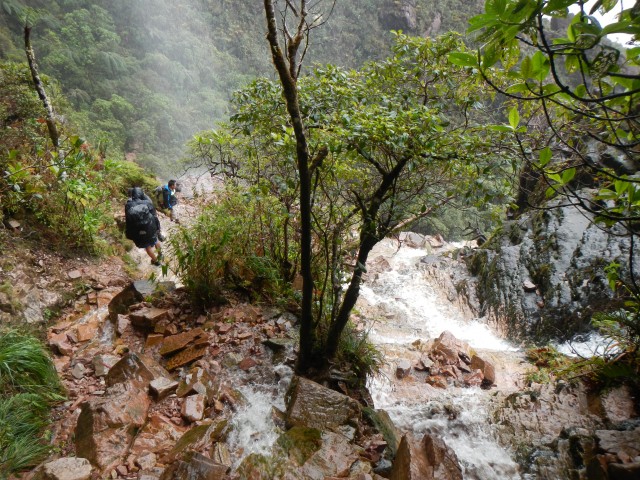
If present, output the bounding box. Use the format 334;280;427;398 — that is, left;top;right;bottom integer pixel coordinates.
154;185;165;209
125;201;157;245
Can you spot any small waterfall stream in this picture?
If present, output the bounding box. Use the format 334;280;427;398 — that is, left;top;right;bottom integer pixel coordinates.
359;238;522;479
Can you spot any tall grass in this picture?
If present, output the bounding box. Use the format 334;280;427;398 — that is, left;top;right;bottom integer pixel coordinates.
0;330;65;476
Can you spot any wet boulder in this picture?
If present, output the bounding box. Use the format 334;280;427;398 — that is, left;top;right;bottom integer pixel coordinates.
470;355;496;387
389;433;462;480
75;382;151;471
285;376;361;433
431;331;472;366
176;366;217;399
92;353;119;377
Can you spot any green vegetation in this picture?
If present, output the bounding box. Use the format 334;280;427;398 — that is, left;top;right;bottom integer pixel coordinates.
0;61;157;254
462;0;639;389
0;0;481;175
0;330;65;476
256;4;517;377
167;186;293;305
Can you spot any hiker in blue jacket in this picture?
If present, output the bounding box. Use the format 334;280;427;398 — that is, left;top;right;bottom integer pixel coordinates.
161;179;180;224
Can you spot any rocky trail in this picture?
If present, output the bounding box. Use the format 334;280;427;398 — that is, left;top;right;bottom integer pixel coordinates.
2;178;639;480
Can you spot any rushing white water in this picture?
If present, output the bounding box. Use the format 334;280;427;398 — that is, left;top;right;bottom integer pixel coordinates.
554;331;614;358
227;384;285;467
360;238;521;479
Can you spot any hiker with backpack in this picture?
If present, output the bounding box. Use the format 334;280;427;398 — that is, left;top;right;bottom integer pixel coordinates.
125;187;164;266
157;179;180;224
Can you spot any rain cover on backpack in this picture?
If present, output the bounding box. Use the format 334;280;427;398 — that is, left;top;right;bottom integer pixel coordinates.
125;201;157;246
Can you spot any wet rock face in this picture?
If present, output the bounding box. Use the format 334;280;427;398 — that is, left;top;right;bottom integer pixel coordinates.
389;433;462;480
285;376;361;433
466;199;639;340
492;380;640;479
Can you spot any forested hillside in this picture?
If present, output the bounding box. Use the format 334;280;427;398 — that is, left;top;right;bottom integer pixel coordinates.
0;0;482;174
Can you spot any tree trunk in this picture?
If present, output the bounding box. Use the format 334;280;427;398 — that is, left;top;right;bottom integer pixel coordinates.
263;0;318;374
24;25;60;155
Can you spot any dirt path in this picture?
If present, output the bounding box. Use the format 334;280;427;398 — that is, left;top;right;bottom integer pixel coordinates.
128;174;219;286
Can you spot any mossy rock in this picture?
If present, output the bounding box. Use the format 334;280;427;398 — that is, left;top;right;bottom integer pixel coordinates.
235;452;286;480
277;426;322;466
363;407;401;457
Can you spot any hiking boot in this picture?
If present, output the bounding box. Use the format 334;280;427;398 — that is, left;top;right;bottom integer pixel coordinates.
151;258;161;266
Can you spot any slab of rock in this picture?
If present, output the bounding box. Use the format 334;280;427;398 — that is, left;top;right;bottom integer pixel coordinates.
41;457;93;480
217;323;233;335
159;328;207;356
285;376;361;433
75;382;151;471
76;323;98;342
129;414;187;458
92;354;119;377
129;307;171;330
106;352;169;388
389;433;462;480
149;377;179;400
600;385;637;423
71;363;87;380
166;344;208;371
68;270;82;280
145;333;165;349
135;452;158;471
49;331;74;356
182;394;206;423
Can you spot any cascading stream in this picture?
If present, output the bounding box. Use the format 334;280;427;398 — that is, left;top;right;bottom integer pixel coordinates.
359;238;522;479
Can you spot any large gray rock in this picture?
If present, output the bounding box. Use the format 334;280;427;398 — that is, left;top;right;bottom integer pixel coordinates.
41;457;92;480
285;376;361;433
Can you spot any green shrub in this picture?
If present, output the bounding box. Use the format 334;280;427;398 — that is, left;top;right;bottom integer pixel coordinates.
334;321;383;385
167;186;294;305
0;330;65;476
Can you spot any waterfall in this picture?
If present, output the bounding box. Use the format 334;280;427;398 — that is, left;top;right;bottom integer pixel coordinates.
360;238;522;479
